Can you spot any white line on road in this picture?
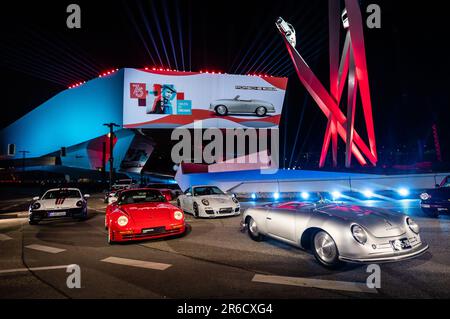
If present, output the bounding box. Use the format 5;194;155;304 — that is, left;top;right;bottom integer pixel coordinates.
101;256;172;271
252;274;377;294
0;265;70;275
25;244;66;254
0;234;12;241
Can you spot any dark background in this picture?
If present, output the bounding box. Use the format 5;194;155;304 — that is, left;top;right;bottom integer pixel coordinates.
0;0;449;170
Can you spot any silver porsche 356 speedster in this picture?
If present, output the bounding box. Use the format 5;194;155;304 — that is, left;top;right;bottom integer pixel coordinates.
241;197;428;268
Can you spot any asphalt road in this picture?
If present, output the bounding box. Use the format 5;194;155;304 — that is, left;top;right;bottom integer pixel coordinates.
1;194;449;299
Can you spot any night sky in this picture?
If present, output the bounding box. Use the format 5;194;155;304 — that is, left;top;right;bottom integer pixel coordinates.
1;0;449;169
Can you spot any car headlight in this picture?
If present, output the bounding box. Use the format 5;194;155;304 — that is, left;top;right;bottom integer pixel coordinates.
174;210;184;220
232;197;239;204
407;218;420;234
76;200;83;207
201;199;210;206
351;224;367;244
420;192;430;200
117;216;128;227
31;202;41;210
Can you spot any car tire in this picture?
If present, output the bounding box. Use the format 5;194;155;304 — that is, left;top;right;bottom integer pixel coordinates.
215;105;228;116
255;106;267;117
247;217;263;241
422;208;439;218
193;202;200;218
312;230;344;269
29;219;39;225
107;227;115;245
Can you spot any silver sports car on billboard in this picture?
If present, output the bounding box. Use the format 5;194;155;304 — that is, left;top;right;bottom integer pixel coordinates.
210;95;275;116
241;197;428;268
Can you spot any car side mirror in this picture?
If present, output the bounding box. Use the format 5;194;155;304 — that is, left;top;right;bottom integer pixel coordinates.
186;192;192;196
32;196;40;201
83;194;90;199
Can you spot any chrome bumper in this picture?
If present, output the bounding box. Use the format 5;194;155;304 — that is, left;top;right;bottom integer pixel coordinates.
339;243;429;263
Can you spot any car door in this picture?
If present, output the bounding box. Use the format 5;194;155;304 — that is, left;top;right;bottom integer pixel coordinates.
266;204;297;243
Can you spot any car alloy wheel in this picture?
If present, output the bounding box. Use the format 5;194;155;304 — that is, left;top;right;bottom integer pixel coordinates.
193;202;199;218
312;231;342;268
247;217;263;241
255;106;267;116
215;105;228;116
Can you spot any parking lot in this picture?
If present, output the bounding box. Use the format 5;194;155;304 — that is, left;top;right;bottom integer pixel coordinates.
1;194;449;298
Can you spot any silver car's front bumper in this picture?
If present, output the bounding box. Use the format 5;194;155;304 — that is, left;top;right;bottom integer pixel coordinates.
339;242;429;263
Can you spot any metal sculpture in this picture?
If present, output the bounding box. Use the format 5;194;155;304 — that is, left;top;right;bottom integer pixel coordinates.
276;0;377;167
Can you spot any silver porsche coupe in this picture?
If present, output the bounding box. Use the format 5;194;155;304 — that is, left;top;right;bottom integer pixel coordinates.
241;197;429;268
210;95;275;116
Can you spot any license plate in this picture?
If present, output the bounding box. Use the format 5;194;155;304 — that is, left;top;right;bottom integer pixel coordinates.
437;208;448;211
390;238;412;251
421;204;430;208
48;211;66;217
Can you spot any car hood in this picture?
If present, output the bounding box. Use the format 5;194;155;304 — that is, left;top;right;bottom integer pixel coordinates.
315;204;406;238
197;195;236;205
39;198;80;210
423;187;450;199
120;202;178;224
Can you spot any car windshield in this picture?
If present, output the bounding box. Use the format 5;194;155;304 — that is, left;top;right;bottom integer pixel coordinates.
118;190;166;204
43;190;80;199
193;186;224;196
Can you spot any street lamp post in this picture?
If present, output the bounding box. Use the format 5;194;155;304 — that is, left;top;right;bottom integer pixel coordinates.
103;123;120;190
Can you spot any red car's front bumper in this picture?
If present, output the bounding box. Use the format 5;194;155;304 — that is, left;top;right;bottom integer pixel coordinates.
110;223;185;242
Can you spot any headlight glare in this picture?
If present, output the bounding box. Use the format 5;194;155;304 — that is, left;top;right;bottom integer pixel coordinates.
201;199;210;206
117;215;128;226
174;210;183;220
407;218;420;234
351;224;367;244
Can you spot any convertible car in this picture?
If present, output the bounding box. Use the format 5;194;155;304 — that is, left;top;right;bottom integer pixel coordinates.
420;175;450;217
177;185;240;218
105;188;185;244
29;188;89;224
209;95;275;117
241;198;428;268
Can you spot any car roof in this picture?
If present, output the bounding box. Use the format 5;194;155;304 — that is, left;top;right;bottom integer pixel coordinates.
45;188;81;192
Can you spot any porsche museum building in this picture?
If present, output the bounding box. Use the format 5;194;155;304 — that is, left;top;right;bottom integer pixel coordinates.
0;68;288;183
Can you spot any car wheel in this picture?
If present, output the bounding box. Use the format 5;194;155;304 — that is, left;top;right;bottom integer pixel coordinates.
247;217;263;241
215;105;228;116
312;230;343;269
107;227;115;245
255;106;267;117
193;202;200;218
422;208;439;218
29;219;39;225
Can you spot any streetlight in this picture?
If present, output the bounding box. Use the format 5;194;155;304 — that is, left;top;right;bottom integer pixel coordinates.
103;123;120;190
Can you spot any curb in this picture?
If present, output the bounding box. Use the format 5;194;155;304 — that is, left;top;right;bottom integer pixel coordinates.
0;212;29;220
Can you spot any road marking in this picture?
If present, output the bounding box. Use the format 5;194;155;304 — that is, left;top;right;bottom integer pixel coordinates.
101;256;172;271
252;274;377;294
0;265;70;275
25;244;66;254
0;234;12;241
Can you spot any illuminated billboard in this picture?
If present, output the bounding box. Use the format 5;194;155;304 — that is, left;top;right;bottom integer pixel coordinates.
122;68;287;128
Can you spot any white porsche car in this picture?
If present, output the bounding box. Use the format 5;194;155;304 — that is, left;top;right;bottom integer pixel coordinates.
177;185;240;218
29;188;90;224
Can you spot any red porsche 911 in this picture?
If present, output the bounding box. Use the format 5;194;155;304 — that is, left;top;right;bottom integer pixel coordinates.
105;188;185;244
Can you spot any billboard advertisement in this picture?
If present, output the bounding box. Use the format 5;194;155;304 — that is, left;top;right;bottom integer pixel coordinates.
122;68;287;128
